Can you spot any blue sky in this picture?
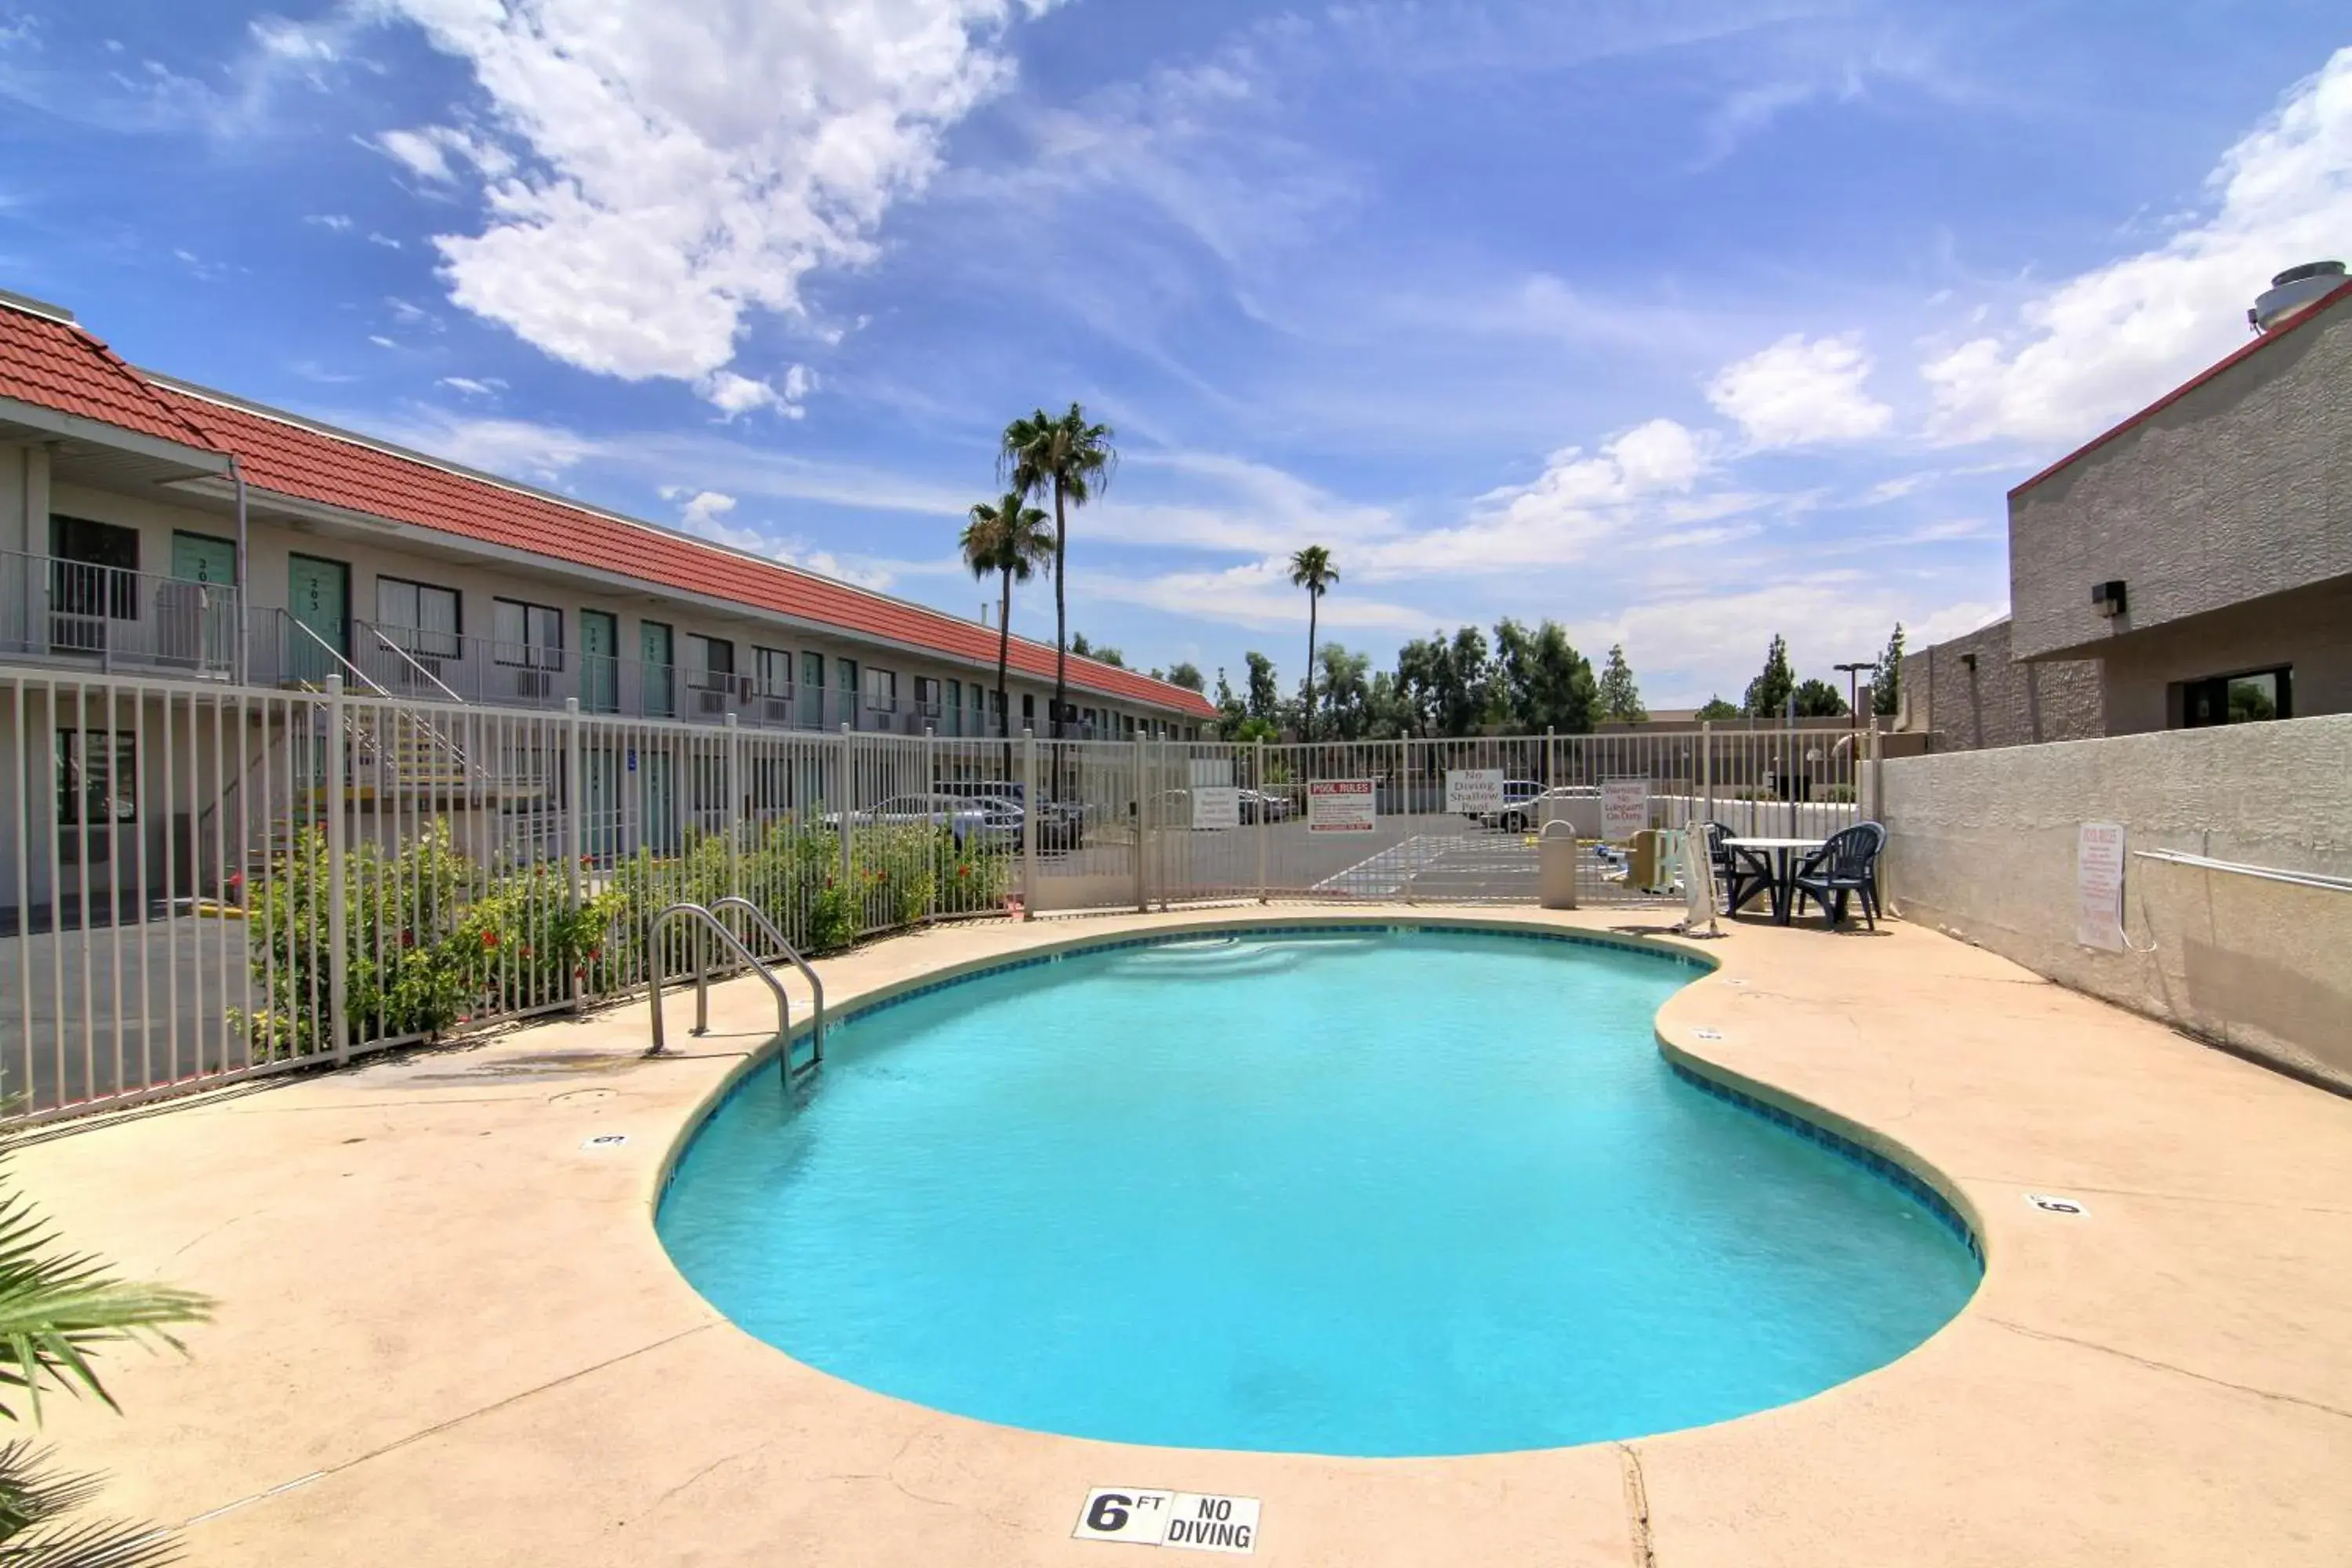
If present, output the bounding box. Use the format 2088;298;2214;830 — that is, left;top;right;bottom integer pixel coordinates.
3;2;2347;706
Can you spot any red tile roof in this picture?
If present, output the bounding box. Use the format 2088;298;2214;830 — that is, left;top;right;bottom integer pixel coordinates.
0;289;1210;717
153;383;1217;717
0;295;221;454
2010;279;2352;498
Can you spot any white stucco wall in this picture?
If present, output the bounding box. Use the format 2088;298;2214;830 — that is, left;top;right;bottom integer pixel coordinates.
1882;715;2352;1091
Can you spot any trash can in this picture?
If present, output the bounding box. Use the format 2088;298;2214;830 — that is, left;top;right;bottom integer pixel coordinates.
1538;819;1579;909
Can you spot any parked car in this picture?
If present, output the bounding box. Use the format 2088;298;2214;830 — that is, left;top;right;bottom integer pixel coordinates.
1239;788;1294;823
934;779;1083;850
823;793;1006;849
1467;779;1544;829
1480;784;1597;833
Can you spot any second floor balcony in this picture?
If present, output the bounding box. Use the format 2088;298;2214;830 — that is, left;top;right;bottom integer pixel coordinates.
249;613;1014;735
1;547;241;681
0;554;1155;740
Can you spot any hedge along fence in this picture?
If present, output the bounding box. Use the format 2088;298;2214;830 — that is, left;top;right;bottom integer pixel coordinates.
238;817;1013;1059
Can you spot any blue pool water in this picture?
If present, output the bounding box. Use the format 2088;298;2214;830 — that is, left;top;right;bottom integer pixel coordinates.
657;929;1979;1457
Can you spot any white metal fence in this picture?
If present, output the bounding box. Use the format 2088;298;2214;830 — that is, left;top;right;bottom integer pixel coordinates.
0;669;1868;1126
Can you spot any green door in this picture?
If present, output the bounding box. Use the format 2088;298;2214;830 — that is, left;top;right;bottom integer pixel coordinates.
582;610;619;713
640;620;673;718
287;555;349;686
167;532;238;673
171;532;235;584
641;750;677;855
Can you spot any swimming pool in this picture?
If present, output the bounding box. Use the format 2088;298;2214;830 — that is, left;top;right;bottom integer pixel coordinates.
657;927;1980;1457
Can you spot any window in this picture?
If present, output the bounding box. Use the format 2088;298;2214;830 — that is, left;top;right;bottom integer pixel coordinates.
914;676;942;717
2180;667;2292;728
1022;692;1035;728
49;515;140;624
493;598;563;668
864;666;898;713
376;577;461;660
56;729;136;826
755;647;794;698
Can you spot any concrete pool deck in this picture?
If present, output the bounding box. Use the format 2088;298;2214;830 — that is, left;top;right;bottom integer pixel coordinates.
20;906;2352;1566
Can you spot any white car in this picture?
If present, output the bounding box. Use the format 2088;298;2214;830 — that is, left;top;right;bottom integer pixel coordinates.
1479;784;1596;833
827;793;1007;849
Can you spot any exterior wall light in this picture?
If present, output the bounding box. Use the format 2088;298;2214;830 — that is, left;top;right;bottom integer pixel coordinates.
2092;579;2127;618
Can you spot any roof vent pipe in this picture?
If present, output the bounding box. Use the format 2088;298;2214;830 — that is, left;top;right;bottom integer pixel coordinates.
2249;260;2347;333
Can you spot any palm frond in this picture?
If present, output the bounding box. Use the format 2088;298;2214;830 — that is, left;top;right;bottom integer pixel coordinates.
0;1512;181;1568
0;1441;105;1536
0;1191;214;1423
0;1441;178;1567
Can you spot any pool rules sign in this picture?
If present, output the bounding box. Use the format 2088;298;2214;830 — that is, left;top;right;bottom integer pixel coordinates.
1074;1488;1261;1554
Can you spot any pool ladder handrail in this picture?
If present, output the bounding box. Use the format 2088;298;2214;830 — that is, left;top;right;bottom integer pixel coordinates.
646;902;818;1081
706;896;825;1065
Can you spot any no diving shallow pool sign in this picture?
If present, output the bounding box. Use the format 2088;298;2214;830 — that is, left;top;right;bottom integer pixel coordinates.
1075;1488;1260;1554
2027;1192;2089;1216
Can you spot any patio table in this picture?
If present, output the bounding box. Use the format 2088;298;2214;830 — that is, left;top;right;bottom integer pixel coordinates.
1724;836;1827;925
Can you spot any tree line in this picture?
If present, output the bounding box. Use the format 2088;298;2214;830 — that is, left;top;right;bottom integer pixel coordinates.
1209;617;1910;742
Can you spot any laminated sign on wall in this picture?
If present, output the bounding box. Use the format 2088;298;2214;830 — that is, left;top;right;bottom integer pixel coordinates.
1601;776;1650;843
1190;786;1241;831
2076;822;2127;952
1307;779;1376;832
1443;768;1504;815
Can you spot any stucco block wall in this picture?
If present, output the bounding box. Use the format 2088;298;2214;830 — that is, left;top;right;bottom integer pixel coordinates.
2008;302;2352;662
1896;617;2103;750
1882;715;2352;1091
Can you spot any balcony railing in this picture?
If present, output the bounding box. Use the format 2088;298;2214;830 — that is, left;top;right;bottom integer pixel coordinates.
0;582;1120;736
0;549;242;680
239;613;950;731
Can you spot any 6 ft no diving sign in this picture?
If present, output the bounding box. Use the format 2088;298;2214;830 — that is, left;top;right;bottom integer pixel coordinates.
1074;1488;1261;1554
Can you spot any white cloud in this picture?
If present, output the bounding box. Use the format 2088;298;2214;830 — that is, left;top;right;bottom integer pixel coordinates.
304;212;354;233
1352;419;1726;579
376;122;509;184
376;0;1056;386
1923;47;2352;446
368;231;403;250
676;489;738;530
435;375;506;397
362;409;601;484
698;363;815;420
1589;579;2005;708
1706;332;1893;448
681;508;904;590
385;296;440;330
1084;561;1431;635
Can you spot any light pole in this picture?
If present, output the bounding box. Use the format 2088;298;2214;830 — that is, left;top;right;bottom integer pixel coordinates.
1833;660;1877;735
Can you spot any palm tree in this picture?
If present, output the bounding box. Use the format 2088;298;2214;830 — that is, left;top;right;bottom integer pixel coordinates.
1288;545;1339;741
0;1171;212;1566
1001;405;1116;740
960;492;1054;773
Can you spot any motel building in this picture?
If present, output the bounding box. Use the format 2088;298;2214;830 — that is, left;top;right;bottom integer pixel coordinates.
0;285;1214;919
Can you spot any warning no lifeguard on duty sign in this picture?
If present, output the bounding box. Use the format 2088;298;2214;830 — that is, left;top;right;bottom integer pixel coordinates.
1074;1488;1261;1554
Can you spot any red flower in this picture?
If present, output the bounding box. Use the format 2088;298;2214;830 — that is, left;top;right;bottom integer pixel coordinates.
586;947;601;962
481;931;499;950
956;864;970;879
399;930;415;949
